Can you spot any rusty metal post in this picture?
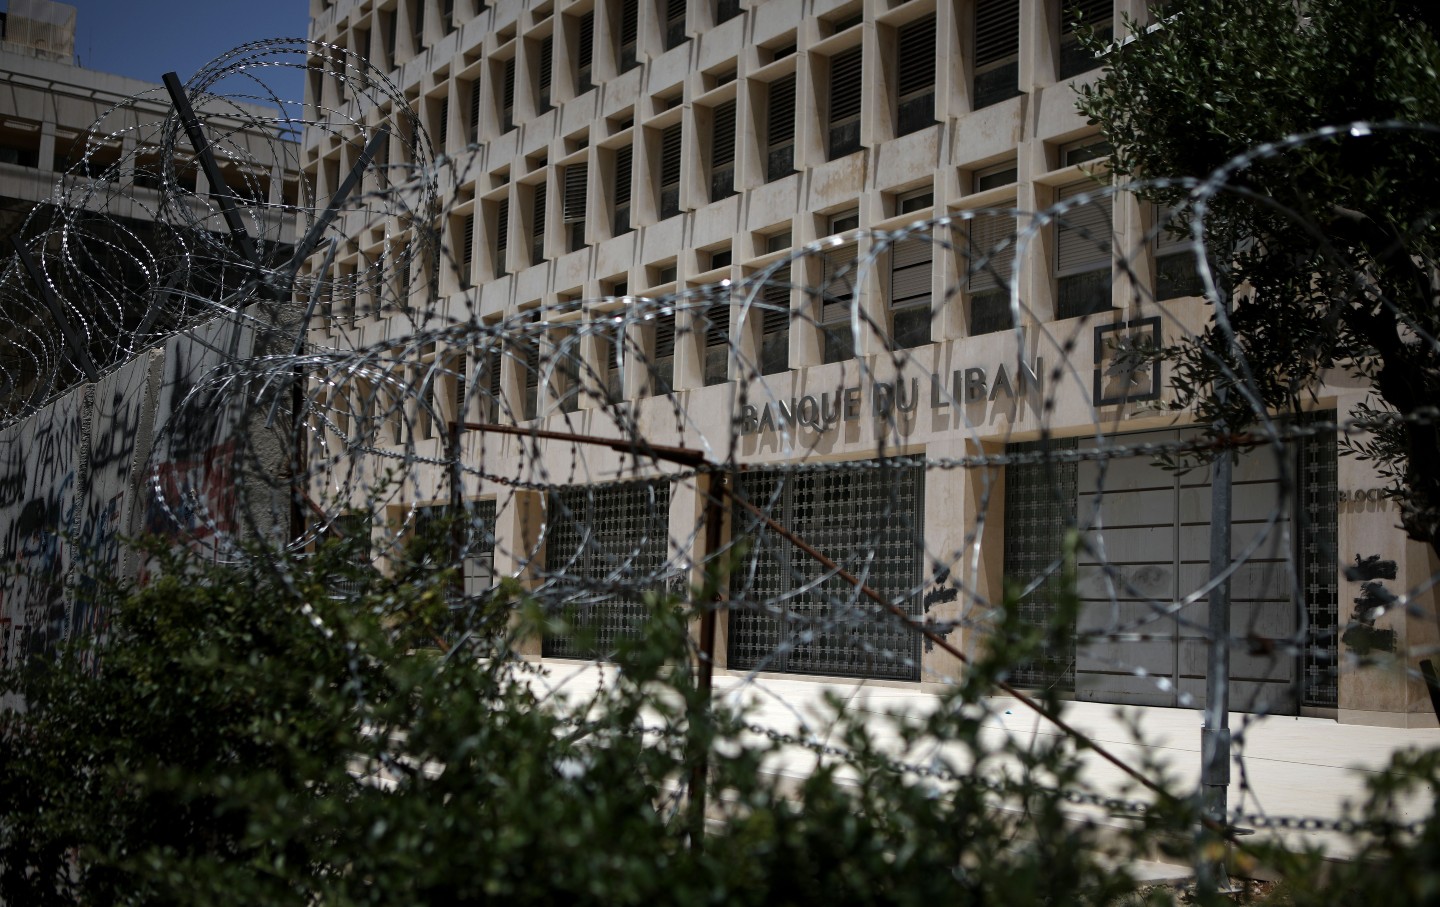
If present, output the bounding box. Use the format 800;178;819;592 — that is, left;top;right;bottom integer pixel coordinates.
689;469;727;851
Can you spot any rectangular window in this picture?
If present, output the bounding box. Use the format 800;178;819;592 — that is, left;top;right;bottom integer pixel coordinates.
820;209;860;363
531;183;547;266
619;0;639;72
1155;203;1202;300
576;12;594;94
461;214;474;287
564;163;587;251
613;144;633;235
665;0;686;50
493;196;509;277
523;317;540;419
442;0;455;33
973;0;1020;109
470;79;482;143
537;35;554;113
1059;0;1113;80
413;0;426;52
710;100;736;202
766;74;796;181
761;264;790;375
555;328;581;413
967;212;1015;335
889;194;932;349
483;346;504;421
436;96;449;149
659;122;682;220
895;17;936;137
501;57;516;131
828;46;863;160
702;299;729;385
384;8;398;68
651;312;675;393
410;500;497;600
1055;180;1112;319
605;332;624;403
715;0;740;25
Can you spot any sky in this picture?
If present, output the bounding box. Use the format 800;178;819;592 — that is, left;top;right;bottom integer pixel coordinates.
5;0;311;97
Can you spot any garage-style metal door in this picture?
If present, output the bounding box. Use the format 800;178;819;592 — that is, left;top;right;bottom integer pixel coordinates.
728;462;924;681
1006;425;1337;712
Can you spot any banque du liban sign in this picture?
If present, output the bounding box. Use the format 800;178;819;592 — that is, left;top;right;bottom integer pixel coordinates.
737;356;1044;436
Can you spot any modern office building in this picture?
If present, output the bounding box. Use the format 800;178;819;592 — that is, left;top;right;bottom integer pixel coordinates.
304;0;1438;726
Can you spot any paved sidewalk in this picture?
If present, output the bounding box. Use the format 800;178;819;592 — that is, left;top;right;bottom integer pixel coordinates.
532;663;1440;861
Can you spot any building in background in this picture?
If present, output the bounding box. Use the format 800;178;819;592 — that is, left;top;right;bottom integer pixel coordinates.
303;0;1438;727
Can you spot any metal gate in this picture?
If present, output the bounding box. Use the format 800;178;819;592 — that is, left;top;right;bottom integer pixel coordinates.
1005;423;1338;711
728;461;924;681
542;480;671;659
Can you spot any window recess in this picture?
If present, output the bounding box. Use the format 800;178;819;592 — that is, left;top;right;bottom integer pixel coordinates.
766;73;796;181
973;0;1020;109
895;17;936;137
1055;180;1113;319
967;211;1016;335
828;46;863;160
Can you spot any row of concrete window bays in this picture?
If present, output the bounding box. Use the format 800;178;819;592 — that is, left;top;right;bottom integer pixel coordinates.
310;0;1135;130
312;160;1197;360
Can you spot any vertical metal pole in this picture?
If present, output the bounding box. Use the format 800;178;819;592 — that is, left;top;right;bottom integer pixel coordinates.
690;470;726;852
1199;296;1234;895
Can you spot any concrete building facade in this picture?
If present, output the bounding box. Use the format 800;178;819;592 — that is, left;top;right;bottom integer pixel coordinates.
303;0;1440;726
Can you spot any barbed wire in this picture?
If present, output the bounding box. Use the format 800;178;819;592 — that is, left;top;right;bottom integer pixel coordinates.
1;38;1438;874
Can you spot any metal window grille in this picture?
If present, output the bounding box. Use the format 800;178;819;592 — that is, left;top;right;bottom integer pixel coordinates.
728;462;925;681
710;100;736;201
437;97;449;148
1299;415;1339;708
766;73;796;181
1003;438;1078;689
659;123;682;219
828;46;863;160
564;163;587;251
606;332;623;402
896;17;935;136
974;0;1019;108
1056;180;1112;320
542;480;672;658
613;144;632;235
760;264;789;375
